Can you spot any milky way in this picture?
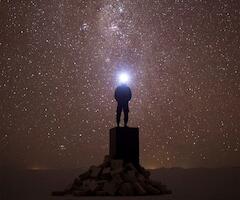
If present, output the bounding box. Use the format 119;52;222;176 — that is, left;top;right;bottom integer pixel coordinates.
0;0;240;169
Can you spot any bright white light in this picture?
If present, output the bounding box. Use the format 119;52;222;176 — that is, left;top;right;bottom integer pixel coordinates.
118;72;130;84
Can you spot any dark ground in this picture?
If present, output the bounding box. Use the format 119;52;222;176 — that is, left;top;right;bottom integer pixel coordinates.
0;167;240;200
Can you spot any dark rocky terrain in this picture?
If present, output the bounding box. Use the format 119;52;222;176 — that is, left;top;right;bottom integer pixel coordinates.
1;166;240;200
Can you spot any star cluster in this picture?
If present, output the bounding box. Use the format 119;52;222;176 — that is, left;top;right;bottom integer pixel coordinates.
0;0;240;169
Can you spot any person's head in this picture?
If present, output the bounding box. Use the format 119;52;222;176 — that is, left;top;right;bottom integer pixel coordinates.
118;72;130;85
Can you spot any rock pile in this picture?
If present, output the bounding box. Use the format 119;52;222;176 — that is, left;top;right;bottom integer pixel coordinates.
52;155;171;196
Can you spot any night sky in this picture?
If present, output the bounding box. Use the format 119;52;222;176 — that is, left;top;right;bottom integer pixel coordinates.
0;0;240;169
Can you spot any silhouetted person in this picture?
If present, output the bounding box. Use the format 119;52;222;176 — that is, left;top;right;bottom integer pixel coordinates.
114;83;132;127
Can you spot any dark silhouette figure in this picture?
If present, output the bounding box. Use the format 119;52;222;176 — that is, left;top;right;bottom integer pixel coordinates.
114;83;132;127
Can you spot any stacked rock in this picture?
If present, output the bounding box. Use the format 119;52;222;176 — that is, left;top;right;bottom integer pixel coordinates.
52;155;171;196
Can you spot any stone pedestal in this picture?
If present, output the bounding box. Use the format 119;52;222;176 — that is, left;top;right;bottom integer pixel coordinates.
110;127;139;167
53;126;172;196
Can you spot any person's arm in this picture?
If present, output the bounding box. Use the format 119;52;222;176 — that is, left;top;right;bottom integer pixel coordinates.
114;88;118;101
128;88;132;101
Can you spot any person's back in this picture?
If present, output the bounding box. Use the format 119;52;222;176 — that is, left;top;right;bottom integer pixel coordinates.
115;84;132;104
114;84;132;127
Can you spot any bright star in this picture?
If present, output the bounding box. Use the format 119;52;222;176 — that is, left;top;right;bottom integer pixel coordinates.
119;6;124;13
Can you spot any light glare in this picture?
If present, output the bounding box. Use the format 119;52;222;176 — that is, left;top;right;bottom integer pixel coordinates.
118;72;129;84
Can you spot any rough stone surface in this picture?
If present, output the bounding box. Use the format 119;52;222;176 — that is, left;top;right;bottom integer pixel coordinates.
111;159;124;169
133;182;147;195
118;182;134;196
90;166;101;178
103;181;118;195
52;155;171;196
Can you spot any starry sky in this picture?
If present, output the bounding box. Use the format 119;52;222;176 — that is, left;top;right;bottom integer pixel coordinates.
0;0;240;169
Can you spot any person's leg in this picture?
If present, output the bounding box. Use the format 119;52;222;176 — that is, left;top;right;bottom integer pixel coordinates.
123;103;129;127
116;103;122;127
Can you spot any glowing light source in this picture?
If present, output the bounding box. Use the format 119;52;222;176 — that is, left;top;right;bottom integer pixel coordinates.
118;72;130;84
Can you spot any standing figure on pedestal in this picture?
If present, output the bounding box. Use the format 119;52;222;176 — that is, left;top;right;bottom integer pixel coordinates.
114;83;132;127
